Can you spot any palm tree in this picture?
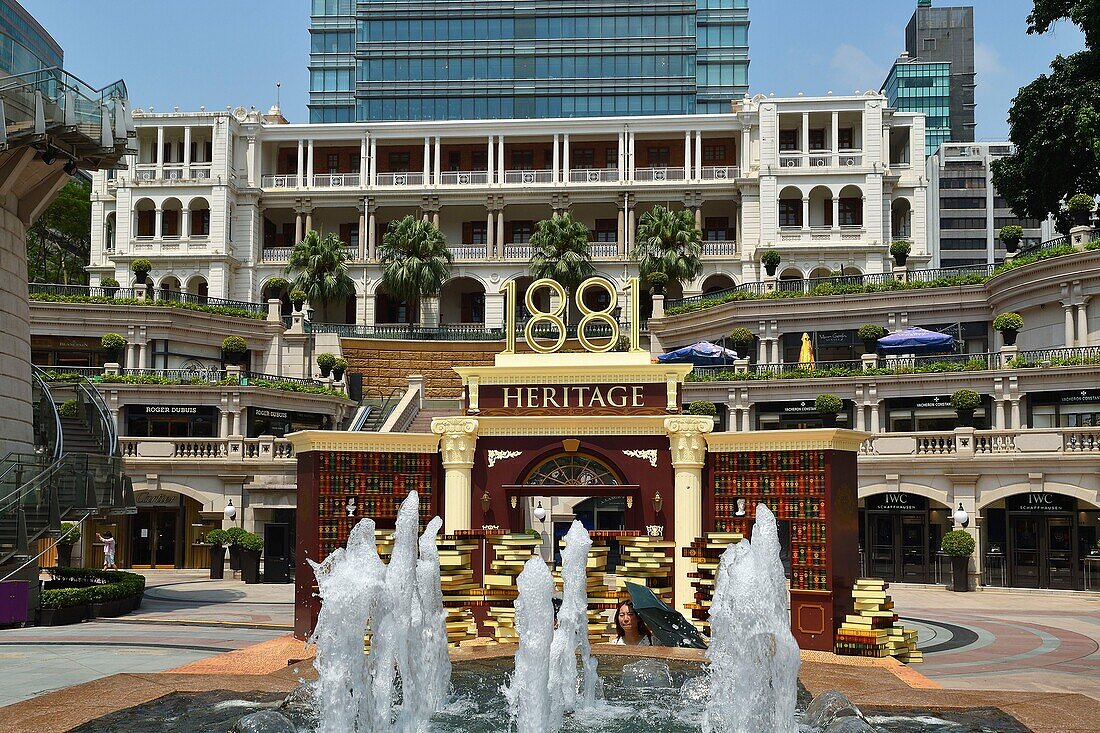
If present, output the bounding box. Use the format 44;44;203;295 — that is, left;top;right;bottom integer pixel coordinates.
528;212;596;302
632;205;703;289
378;215;453;326
285;230;356;307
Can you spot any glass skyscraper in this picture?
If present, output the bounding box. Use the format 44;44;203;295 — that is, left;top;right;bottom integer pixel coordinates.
883;59;951;155
308;0;749;123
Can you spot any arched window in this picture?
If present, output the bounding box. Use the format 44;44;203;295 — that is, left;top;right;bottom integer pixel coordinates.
523;454;621;486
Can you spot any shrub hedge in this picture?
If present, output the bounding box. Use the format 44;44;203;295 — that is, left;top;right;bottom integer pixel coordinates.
40;567;146;609
29;292;267;320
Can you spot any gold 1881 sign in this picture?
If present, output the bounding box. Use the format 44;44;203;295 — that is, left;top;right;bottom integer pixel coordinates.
500;276;641;354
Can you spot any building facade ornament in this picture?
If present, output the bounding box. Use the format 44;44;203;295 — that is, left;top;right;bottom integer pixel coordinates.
487;449;522;468
622;449;659;467
431;416;479;466
664;416;714;467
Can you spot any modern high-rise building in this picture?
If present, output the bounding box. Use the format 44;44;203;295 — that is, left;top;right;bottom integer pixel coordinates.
882;1;975;154
308;0;750;123
926;142;1043;268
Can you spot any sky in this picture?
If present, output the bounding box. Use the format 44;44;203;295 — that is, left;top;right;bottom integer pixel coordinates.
23;0;1086;140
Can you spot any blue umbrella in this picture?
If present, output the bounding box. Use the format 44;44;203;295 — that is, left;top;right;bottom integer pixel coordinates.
876;327;955;355
658;341;739;366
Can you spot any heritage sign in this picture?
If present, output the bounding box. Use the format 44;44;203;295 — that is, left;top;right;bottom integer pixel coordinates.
477;382;669;417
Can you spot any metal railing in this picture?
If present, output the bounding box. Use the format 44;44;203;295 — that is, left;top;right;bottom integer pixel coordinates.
634;167;686;182
311;322;506;341
376;171;426;187
450;244;488;259
569;168;619;183
1010;346;1100;367
439;170;490;186
29;283;268;316
701;166;739;180
504;169;554;185
878;352;1002;371
152;290;268;316
118;367;226;382
242;371;319;387
313;173;360;188
30;282;138;300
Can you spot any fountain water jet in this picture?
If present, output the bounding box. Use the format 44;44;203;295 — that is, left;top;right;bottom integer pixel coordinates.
703;503;800;733
308;491;450;733
547;520;600;727
504;556;555;733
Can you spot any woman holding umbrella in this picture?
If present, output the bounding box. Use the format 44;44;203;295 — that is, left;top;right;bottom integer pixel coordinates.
613;600;656;646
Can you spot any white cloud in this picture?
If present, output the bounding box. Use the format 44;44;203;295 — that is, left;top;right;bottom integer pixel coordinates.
829;44;887;94
974;42;1006;78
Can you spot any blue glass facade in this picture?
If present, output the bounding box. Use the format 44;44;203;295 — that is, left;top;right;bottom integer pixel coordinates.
309;0;750;123
884;60;950;155
0;0;63;78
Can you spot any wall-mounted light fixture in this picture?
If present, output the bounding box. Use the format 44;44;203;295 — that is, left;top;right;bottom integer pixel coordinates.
481;491;491;513
533;501;546;521
653;492;663;514
953;503;970;528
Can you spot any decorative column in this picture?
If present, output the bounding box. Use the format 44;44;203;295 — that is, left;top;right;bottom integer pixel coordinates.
487;135;495;184
694;130;703;180
832;197;840;231
368;138;377;186
246;136;257;187
496;208;505;255
183;126;192;172
306;139;314;187
433;136;441;185
357;200;367;260
617;197;626;255
740;127;751;172
432;417;479;535
1064;302;1076;346
422;137;430;182
666;416;714;619
553;133;560;183
497;136;505;183
304;208;313;233
1078;298;1090;346
683;131;691;178
156;126;165;178
181;207;191;240
627;131;635;180
831;111;839;166
801;112;809;157
802;196;810;231
359;136;368;184
562;133;569;183
297;139;305;188
486;205;495;257
154;207;163;239
367;200;377;260
627;201;636;251
295;210;303;244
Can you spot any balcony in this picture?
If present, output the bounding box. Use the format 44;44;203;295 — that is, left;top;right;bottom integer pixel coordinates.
701;166;739;181
503;169;554;185
634;167;686;182
778;227;865;243
376;171;427;187
449;244;488;260
702;240;737;256
439;170;490;186
502;243;533;259
261;245;358;262
132;164;213;183
569;168;619;184
589;242;619;258
778;152;864;169
858;428;1100;457
119;436;296;461
312;173;359;188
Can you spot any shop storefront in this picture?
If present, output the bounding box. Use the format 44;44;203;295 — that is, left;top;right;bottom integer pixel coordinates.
755;400;853;430
248;408;329;438
781;330;860;363
126;405;217;438
87;490;212;569
859;493;948;584
1028;389;1100;428
31;335;108;369
982;493;1098;590
885;395;989;432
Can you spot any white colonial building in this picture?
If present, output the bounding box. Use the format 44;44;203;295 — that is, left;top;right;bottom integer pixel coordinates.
87;93;927;328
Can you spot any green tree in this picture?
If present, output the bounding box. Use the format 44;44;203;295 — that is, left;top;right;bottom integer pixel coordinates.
632;205;703;288
27;179;91;284
527;213;596;299
284;230;356;305
378;215;453;305
991;2;1099;227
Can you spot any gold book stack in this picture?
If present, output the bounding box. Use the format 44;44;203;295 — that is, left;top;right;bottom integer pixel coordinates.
682;531;745;633
554;536;616;642
834;578;922;663
484;533;542;641
611;536;676;605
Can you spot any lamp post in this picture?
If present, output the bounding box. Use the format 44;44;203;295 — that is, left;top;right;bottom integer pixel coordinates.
953;503;969;528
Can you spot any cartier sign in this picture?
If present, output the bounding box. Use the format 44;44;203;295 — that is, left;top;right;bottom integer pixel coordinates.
477;382;669;416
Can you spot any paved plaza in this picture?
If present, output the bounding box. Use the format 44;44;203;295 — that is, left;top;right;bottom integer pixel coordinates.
1;572;1098;711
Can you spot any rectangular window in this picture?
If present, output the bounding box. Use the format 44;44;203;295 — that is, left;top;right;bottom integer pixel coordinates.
702;144;726;163
448;151;462;171
838;128;854;150
511;150;534;169
594;219;616;242
388;152;410;171
573;148;595;169
469;221;487;245
703;217;729;240
646;147;670;165
605;147;618;168
471;150;488;171
808;129;826;151
779;130;799;152
327;154;339;173
511;221;534;244
460;292;485;324
839;198;862;227
779;200;802;228
940;197;986;209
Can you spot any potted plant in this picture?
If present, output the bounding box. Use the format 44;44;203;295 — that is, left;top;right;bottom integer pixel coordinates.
614;334;631;352
941;529;975;592
237;531;264;585
646;271;669;296
857;324;887;354
58;399;79;419
998;225;1024;254
1067;193;1096;226
729;327;755;355
101;332;126;363
814;393;843;427
221;336;249;366
205;528;228;580
760;249;781;277
266;277;289;295
890;240;911;267
992;312;1024;347
687;400;718;421
130;258;152;286
332;357;348;382
100;277;120;298
316;352;337;378
950;389;982;427
290;288;307;311
225;526;248;571
55;522;81;567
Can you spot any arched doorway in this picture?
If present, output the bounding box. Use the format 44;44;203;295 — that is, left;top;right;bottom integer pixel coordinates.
514;453;636;565
859;492;951;583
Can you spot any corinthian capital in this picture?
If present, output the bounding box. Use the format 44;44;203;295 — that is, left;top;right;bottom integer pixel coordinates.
431;416;479;466
664;416;714;468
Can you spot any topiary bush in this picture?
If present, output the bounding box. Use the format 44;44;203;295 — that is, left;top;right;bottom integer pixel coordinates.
237;532;264;552
1067;193;1096;212
100;277;120;288
333;357;348;370
221;336;248;354
687;400;717;417
992;312;1024;332
290;288;307;304
316;353;337;369
998;225;1024;245
130;259;152;278
760;249;782;267
890;240;911;257
225;526;248;546
814;394;843;414
57;522;81;545
266;277;289;292
729;327;755;348
58;399;79;418
941;530;976;557
101;332;126;351
950;389;982;411
857;324;887;342
205;528;229;546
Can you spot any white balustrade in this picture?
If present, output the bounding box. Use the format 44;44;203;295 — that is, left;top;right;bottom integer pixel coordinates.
503;169;554;185
439;170;490;186
118;437;295;461
634;167;686;182
569;168;619;183
701;166;739;180
702;240;737;256
450;245;488;260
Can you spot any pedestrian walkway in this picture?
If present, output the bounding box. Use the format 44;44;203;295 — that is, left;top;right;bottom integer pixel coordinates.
891;584;1100;700
0;570;293;706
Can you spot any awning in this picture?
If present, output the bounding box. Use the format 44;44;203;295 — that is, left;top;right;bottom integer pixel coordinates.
657;341;739;366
